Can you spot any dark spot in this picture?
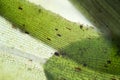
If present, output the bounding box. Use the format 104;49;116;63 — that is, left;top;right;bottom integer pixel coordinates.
83;63;87;67
67;63;70;65
66;27;71;30
57;34;61;37
75;67;81;72
29;59;32;62
54;52;60;56
27;68;32;71
107;60;111;64
60;77;66;80
55;28;58;31
88;38;91;40
110;78;116;80
106;24;109;28
47;38;51;41
11;24;17;29
23;24;25;27
80;24;83;29
12;25;17;29
25;31;29;34
38;9;41;13
18;6;23;10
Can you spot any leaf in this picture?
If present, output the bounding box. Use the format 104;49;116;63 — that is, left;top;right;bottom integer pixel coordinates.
0;0;120;79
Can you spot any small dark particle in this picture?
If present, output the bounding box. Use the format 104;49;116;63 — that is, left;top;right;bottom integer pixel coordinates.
75;67;81;72
88;38;91;40
18;6;23;10
23;24;25;27
80;24;83;29
11;24;17;29
106;24;109;28
110;78;116;80
54;52;60;56
66;27;71;30
12;25;17;29
107;60;111;64
47;38;51;41
57;34;61;37
83;63;87;67
25;31;29;34
62;78;66;80
38;9;41;13
60;77;66;80
55;28;58;31
29;59;32;62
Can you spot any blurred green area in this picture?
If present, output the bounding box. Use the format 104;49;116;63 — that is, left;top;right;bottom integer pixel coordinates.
70;0;120;46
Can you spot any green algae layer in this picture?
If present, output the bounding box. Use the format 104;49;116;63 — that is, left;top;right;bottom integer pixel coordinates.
70;0;120;46
0;0;120;80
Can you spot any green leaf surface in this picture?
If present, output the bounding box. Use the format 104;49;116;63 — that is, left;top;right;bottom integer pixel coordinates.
0;0;120;79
